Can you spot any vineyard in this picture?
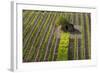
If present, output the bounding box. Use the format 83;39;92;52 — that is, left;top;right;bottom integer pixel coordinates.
23;10;91;62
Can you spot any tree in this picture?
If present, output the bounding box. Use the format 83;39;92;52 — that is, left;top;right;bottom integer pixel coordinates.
56;16;67;27
55;16;74;32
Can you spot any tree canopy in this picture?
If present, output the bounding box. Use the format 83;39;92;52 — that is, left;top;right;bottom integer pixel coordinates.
55;16;75;32
56;16;68;27
56;16;69;32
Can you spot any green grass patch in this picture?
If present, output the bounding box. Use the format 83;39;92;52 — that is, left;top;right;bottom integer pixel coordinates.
57;32;70;60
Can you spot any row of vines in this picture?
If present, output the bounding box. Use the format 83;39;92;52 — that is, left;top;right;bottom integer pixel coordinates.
23;10;91;62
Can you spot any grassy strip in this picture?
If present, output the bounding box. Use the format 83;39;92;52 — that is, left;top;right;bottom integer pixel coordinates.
67;13;71;21
71;13;76;60
43;13;57;61
37;13;56;61
57;32;70;60
23;11;34;27
28;12;50;61
48;36;56;61
34;13;56;61
85;14;91;59
46;13;60;61
80;13;85;59
74;34;78;60
76;13;80;59
70;12;75;60
23;12;39;38
23;12;43;59
23;10;31;21
77;13;82;59
23;10;29;19
70;13;74;24
23;12;41;49
73;13;78;60
23;12;42;57
25;12;52;61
